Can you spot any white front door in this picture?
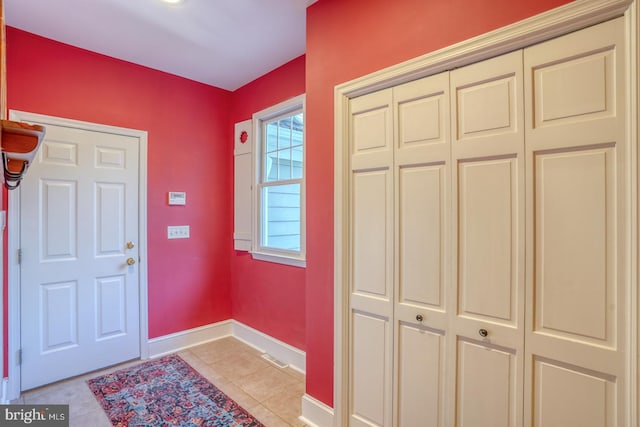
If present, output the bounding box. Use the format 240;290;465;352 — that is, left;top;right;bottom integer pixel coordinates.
18;114;141;390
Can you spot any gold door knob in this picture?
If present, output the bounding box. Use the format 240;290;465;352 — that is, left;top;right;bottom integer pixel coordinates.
126;241;135;249
126;257;136;266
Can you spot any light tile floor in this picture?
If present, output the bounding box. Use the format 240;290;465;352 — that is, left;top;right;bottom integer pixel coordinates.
13;337;308;427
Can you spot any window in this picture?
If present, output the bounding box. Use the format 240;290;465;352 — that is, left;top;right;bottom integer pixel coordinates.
252;95;305;267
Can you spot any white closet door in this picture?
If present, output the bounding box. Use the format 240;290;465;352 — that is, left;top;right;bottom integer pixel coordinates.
393;71;450;427
349;88;394;427
523;17;627;427
449;50;525;427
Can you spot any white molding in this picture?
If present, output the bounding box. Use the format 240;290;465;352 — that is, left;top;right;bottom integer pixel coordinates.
5;111;149;401
147;319;306;373
232;320;306;373
0;378;8;404
148;320;233;358
336;0;632;99
629;1;640;423
333;0;637;425
300;393;334;427
251;94;307;267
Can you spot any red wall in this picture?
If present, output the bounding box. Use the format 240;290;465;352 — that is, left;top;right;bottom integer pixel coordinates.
6;28;234;340
304;0;574;407
230;55;307;350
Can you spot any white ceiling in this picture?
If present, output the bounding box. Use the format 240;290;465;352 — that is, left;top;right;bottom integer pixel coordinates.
4;0;317;91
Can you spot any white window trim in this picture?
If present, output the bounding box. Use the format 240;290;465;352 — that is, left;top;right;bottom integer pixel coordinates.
252;94;306;268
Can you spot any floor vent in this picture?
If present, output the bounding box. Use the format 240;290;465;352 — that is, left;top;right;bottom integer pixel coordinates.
261;353;288;369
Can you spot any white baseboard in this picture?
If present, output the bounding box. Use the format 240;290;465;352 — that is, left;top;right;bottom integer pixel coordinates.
232;320;306;374
147;319;306;375
0;378;9;404
300;393;334;427
148;320;233;358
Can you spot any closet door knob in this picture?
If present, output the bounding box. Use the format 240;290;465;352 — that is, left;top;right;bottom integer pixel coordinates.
416;314;424;322
478;328;488;337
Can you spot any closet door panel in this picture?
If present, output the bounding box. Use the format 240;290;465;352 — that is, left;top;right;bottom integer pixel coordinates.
457;157;518;328
456;339;517;427
395;72;450;326
534;147;614;345
397;323;445;427
398;165;445;311
450;50;525;427
351;312;392;427
452;51;522;158
394;72;451;426
532;358;615;427
352;170;392;302
524;17;627;426
349;88;394;427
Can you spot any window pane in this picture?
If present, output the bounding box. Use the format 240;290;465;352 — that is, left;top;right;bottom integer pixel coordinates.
278;149;291;180
266;121;278;153
265;153;278;181
261;183;301;251
292;146;303;179
278;117;292;150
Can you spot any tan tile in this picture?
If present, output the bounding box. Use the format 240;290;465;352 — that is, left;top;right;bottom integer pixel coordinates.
191;336;259;364
262;382;305;425
248;404;292;427
234;365;300;403
178;351;226;382
211;377;261;411
211;351;271;381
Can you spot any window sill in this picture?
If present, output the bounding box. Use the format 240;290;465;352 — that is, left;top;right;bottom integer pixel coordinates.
251;250;306;268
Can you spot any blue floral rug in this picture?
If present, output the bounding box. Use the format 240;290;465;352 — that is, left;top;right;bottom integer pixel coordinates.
88;354;264;427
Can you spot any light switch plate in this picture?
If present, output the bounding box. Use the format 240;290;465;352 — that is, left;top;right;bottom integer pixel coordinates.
168;192;186;205
168;225;190;239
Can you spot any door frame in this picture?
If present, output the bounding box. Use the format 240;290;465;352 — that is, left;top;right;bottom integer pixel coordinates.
5;111;149;401
333;0;638;425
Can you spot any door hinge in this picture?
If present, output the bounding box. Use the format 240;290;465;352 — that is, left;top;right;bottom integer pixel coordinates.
17;349;22;366
17;248;22;265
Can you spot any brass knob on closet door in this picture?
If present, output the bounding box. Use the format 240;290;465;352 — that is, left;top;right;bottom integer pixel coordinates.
126;257;136;266
126;241;135;249
478;328;488;337
416;314;424;322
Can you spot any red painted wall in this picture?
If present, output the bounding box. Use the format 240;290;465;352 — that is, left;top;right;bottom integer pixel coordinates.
304;0;574;407
230;56;306;350
5;28;233;340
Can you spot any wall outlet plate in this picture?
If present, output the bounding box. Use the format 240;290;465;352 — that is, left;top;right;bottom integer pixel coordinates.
168;225;190;239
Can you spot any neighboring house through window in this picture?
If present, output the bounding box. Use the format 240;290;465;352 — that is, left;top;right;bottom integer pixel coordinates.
252;95;305;267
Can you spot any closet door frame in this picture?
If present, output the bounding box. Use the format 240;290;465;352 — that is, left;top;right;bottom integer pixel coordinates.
333;0;638;426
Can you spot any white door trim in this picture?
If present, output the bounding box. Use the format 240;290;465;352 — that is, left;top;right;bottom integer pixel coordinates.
333;0;637;425
6;111;149;401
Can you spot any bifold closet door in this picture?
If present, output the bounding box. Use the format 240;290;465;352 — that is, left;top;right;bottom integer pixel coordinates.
348;88;394;427
393;71;450;427
523;17;628;427
449;50;526;427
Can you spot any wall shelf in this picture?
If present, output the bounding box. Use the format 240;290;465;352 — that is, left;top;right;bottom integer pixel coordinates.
1;119;45;189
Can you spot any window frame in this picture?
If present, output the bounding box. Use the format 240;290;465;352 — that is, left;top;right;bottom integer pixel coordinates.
252;94;306;267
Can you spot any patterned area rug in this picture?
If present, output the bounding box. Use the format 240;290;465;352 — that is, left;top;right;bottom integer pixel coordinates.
88;354;264;427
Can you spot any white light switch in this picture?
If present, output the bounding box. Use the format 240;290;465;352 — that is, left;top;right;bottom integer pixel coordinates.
167;225;190;239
